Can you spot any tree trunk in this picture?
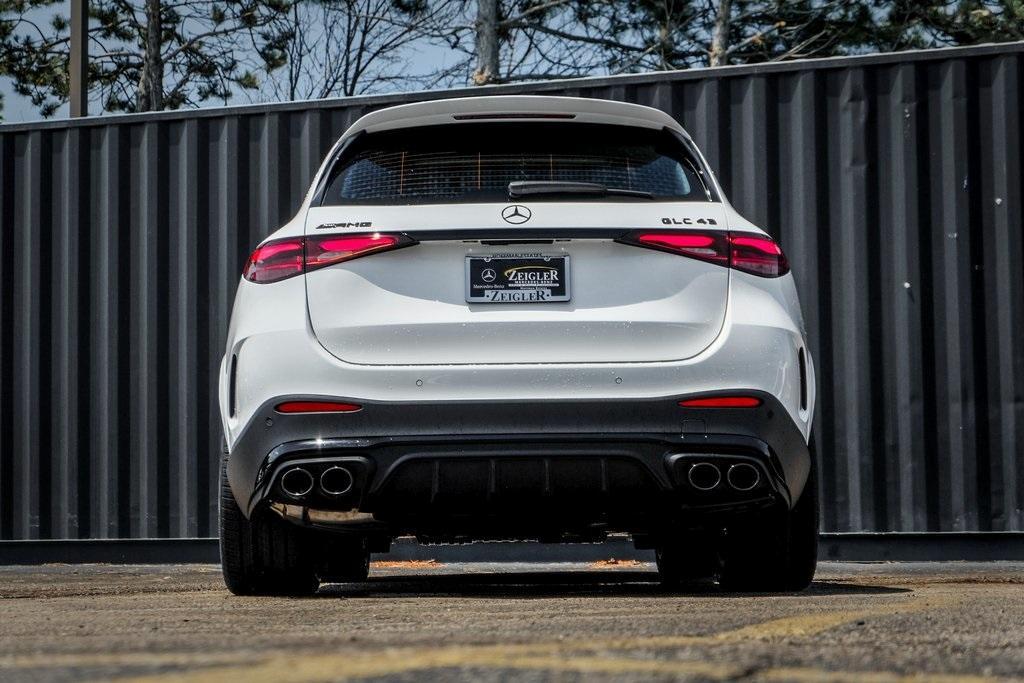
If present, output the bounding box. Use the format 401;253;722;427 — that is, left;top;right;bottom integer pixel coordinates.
472;0;499;85
137;0;164;111
709;0;731;67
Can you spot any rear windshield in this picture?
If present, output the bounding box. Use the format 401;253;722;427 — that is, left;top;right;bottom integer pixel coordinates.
319;122;711;205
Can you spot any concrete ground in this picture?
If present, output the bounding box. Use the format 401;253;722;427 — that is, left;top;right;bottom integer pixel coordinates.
0;561;1022;682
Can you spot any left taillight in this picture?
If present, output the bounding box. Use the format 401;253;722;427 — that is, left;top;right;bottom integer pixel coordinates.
243;233;414;284
243;238;305;284
275;401;362;414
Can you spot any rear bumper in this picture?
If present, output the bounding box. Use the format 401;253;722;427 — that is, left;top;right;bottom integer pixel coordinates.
226;392;811;536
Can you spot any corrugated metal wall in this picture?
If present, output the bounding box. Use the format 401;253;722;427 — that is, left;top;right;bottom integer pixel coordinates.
1;43;1022;540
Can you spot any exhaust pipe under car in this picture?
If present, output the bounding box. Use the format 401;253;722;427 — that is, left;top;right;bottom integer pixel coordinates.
726;463;761;491
319;466;354;496
687;462;722;491
280;467;315;498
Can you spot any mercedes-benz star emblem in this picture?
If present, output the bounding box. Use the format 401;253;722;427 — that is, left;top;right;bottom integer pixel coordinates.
502;204;532;224
481;268;497;283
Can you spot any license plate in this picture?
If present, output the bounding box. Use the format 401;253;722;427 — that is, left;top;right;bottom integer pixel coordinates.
465;254;571;303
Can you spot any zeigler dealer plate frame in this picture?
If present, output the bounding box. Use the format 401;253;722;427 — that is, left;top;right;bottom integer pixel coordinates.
465;254;572;303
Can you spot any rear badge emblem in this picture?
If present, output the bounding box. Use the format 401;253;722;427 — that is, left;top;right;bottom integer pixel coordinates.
502;205;532;224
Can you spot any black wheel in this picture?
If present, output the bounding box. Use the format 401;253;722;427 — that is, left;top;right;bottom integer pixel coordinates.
716;443;819;592
219;458;320;596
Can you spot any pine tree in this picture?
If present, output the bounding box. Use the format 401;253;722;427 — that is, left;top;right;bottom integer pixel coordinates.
0;0;292;116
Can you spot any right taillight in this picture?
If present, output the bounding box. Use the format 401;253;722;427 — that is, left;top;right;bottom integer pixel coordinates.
679;396;762;408
728;233;789;277
634;232;729;268
243;232;415;284
619;230;789;278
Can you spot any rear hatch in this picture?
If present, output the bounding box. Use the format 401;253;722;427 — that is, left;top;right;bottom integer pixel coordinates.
304;119;729;365
305;202;730;365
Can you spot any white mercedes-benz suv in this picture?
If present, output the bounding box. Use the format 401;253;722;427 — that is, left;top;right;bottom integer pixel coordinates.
219;95;818;595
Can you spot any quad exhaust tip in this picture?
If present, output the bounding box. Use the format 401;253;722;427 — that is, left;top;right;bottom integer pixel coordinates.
688;462;722;491
727;463;761;491
686;461;761;492
320;466;354;497
280;467;315;498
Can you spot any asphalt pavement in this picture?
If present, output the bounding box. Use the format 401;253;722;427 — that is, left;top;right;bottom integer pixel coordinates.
0;560;1022;682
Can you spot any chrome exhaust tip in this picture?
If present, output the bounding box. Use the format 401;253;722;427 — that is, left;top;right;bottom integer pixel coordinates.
687;462;722;491
280;467;314;498
319;466;354;497
727;463;761;492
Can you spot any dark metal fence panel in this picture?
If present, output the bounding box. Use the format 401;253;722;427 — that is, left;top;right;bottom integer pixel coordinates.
1;43;1022;540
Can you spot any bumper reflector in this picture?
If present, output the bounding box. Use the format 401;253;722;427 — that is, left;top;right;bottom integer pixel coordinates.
275;401;363;414
679;396;762;408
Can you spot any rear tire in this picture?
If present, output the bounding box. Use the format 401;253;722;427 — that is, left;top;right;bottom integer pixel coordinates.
716;444;819;592
219;458;319;596
316;535;371;582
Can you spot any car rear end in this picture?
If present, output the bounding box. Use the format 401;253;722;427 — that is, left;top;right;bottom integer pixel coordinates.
218;96;818;594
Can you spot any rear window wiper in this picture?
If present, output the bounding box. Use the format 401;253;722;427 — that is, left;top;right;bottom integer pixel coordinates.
508;181;654;200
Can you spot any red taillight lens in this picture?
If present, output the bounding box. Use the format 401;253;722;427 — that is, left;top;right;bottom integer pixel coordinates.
729;234;789;277
244;238;305;284
275;401;362;414
634;232;729;267
305;233;401;271
679;396;762;408
619;230;789;278
243;233;413;284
